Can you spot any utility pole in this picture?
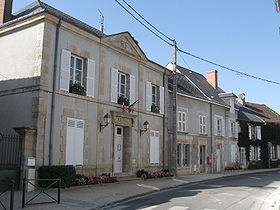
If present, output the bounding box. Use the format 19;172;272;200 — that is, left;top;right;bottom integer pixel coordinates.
171;40;177;175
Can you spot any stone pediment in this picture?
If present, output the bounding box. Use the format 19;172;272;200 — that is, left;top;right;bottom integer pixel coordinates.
102;32;147;60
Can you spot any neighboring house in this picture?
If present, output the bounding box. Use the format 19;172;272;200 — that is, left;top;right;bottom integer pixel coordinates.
166;64;239;175
240;100;280;167
236;94;265;168
0;0;169;184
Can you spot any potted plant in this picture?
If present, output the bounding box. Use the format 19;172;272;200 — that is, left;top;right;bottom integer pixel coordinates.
118;95;130;106
69;83;86;96
151;104;160;113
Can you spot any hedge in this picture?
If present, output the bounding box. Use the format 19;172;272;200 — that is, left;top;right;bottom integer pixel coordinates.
38;165;76;188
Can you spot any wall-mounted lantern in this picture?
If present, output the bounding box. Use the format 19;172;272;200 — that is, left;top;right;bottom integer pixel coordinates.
140;120;150;136
100;113;111;131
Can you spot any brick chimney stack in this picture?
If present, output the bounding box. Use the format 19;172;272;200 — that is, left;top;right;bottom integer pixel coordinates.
206;70;218;89
237;93;246;105
0;0;13;24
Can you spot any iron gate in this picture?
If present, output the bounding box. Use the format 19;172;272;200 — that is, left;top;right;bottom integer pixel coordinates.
0;133;22;190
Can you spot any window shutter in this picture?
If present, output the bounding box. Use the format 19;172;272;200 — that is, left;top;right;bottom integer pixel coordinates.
110;68;118;103
257;126;261;140
231;144;236;162
146;81;152;111
235;122;239;138
228;121;232;138
75;120;84;165
129;74;136;104
222;119;225;136
257;147;261;160
150;131;159;164
86;59;95;97
60;49;71;91
277;145;280;159
214;118;217;136
159;86;165;114
66;118;76;165
248;125;252;139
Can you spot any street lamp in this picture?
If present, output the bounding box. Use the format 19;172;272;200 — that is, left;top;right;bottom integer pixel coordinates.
100;113;111;131
140;120;150;136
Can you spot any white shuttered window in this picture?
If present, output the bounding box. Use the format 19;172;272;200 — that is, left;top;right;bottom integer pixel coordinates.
66;118;84;165
86;59;95;97
150;130;159;164
60;49;71;91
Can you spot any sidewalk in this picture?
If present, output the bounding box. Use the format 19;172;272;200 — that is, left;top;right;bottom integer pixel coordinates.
1;168;280;210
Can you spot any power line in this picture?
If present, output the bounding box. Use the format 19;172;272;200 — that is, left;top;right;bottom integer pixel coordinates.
178;51;191;69
114;0;172;46
120;0;173;42
114;0;280;85
178;48;280;85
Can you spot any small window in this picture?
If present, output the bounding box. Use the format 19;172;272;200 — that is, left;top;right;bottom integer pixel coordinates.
69;55;86;96
117;127;122;135
178;111;187;132
151;84;160;113
230;121;235;137
217;118;222;136
199;115;206;134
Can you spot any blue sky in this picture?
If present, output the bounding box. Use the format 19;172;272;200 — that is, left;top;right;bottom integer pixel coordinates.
14;0;280;113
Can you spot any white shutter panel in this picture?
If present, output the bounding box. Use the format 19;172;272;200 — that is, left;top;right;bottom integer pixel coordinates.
214;118;217;136
66;118;76;165
146;81;152;111
235;122;239;138
150;131;154;163
86;59;95;97
154;132;160;163
75;120;84;165
248;125;252;139
150;131;159;164
257;126;261;140
110;68;118;103
60;49;71;91
228;121;232;138
257;147;261;160
159;86;165;114
231;144;235;162
129;74;136;103
277;145;280;159
222;119;225;136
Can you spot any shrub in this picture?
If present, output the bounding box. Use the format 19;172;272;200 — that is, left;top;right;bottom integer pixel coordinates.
38;165;76;188
136;169;148;178
248;160;265;169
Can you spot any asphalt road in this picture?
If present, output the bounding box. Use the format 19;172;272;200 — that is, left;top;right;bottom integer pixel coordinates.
103;171;280;210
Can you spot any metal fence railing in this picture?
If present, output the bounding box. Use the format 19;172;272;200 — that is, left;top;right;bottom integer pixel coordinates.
22;178;61;208
0;180;14;210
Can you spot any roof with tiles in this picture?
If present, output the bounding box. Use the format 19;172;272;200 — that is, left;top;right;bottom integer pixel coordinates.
1;0;105;38
244;102;280;123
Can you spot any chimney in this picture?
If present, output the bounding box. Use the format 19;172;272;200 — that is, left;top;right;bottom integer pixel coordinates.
206;70;218;89
0;0;13;24
237;93;246;105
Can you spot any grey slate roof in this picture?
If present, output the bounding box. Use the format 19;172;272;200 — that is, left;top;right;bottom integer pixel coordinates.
3;1;105;38
235;103;264;123
170;65;228;106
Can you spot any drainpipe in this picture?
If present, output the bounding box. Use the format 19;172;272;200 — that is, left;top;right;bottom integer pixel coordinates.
48;18;61;165
162;69;166;169
210;103;213;173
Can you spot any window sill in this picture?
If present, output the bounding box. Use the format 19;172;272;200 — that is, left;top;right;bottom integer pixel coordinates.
177;131;189;134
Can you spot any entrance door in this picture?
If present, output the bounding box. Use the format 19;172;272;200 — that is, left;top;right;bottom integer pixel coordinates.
114;126;123;173
199;145;206;173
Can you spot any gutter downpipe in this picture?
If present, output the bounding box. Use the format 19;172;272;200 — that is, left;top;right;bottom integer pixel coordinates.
48;18;61;165
162;69;166;169
210;103;214;173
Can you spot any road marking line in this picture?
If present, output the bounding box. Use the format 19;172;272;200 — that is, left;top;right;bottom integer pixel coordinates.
140;205;159;210
168;206;189;210
248;176;261;180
